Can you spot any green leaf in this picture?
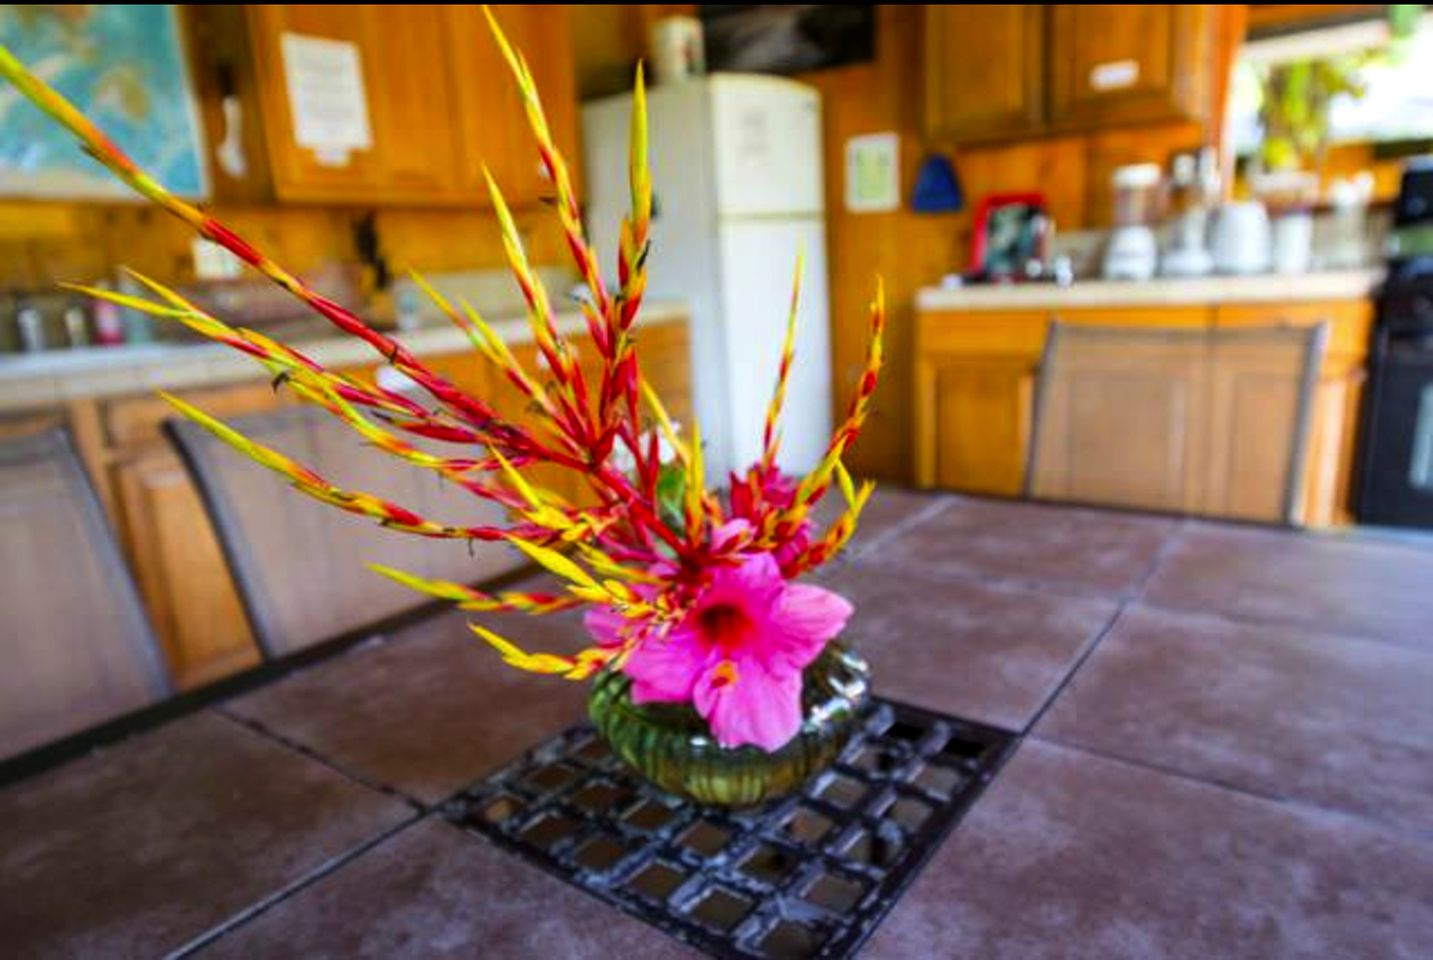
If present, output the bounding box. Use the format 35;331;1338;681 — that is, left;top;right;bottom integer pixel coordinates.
655;461;686;532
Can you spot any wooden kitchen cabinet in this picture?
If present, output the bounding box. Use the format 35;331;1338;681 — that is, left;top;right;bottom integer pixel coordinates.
1214;300;1374;525
922;6;1044;144
112;451;261;689
240;5;576;205
103;380;286;689
921;5;1222;143
448;4;583;206
914;306;1206;494
914;297;1372;526
247;5;463;204
1047;5;1216;129
931;360;1034;495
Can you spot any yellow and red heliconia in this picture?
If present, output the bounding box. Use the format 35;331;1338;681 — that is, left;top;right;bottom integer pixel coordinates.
0;7;884;751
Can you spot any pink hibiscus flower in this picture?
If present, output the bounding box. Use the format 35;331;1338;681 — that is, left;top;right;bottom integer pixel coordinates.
586;552;852;751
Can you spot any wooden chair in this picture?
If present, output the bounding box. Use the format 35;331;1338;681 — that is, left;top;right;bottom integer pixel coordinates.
0;429;170;761
167;404;526;659
1026;321;1327;523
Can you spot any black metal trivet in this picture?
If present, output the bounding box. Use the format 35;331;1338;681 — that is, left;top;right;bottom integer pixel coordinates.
444;698;1015;959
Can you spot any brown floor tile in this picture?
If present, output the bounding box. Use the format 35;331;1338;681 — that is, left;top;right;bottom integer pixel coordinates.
810;485;951;556
196;818;696;959
1037;605;1433;836
856;496;1179;597
224;607;590;804
864;740;1433;960
0;712;410;959
815;565;1116;730
1142;523;1433;650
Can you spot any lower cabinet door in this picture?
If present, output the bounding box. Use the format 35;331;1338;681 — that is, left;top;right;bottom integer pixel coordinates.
934;359;1035;496
113;453;260;689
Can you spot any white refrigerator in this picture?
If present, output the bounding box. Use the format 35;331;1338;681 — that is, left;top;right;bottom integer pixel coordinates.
582;75;831;482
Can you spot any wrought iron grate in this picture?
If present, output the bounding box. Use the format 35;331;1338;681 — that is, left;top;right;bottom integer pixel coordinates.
444;699;1015;959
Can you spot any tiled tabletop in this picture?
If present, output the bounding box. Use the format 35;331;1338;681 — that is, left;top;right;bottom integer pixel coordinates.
5;491;1433;958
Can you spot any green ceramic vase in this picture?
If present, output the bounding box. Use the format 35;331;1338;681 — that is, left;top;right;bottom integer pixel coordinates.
587;642;871;808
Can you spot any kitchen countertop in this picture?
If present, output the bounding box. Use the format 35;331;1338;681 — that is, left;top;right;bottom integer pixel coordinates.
0;300;688;412
4;490;1433;957
916;268;1383;312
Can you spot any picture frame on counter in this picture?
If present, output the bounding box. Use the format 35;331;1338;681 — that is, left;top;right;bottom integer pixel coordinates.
969;192;1050;282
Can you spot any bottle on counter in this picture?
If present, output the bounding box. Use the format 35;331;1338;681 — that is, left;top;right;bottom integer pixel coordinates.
1159;147;1218;277
91;282;126;346
63;302;91;348
16;300;47;353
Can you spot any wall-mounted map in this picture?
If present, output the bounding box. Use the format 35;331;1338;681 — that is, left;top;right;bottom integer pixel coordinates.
0;5;206;198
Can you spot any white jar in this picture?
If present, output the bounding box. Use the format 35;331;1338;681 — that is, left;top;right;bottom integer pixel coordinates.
1211;201;1272;275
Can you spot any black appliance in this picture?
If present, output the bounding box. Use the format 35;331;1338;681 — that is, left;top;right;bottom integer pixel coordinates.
1357;158;1433;528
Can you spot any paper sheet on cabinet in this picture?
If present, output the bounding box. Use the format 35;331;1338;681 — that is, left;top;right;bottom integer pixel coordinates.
845;132;900;213
279;33;373;166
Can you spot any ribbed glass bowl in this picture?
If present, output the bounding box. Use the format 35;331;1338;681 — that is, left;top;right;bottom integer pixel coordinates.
587;642;871;807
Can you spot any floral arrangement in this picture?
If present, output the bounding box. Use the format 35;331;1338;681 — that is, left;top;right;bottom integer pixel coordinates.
0;9;884;753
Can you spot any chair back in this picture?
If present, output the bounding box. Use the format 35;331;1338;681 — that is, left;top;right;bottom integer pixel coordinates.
1026;321;1326;522
0;428;169;760
167;404;523;658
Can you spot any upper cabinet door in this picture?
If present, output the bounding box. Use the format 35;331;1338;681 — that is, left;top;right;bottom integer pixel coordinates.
446;5;580;208
247;5;464;203
922;6;1044;144
1047;5;1214;129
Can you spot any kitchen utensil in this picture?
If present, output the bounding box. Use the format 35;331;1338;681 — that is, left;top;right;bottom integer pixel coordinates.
1103;163;1161;280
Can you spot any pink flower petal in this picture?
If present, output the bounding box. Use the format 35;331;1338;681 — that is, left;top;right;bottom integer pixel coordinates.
771;582;853;671
715;552;784;605
583;605;630;648
694;658;803;751
622;627;706;704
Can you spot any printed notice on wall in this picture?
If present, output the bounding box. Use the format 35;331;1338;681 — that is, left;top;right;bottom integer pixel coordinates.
844;132;900;213
280;33;372;165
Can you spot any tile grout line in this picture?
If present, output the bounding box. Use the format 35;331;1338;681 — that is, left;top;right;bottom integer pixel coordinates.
164;810;428;959
1021;523;1188;735
1022;603;1129;736
212;706;426;811
842;495;961;560
1127;518;1427;652
1025;734;1433;848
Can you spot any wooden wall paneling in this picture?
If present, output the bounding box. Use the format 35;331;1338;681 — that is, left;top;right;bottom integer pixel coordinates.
800;6;963;483
954;136;1090;236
